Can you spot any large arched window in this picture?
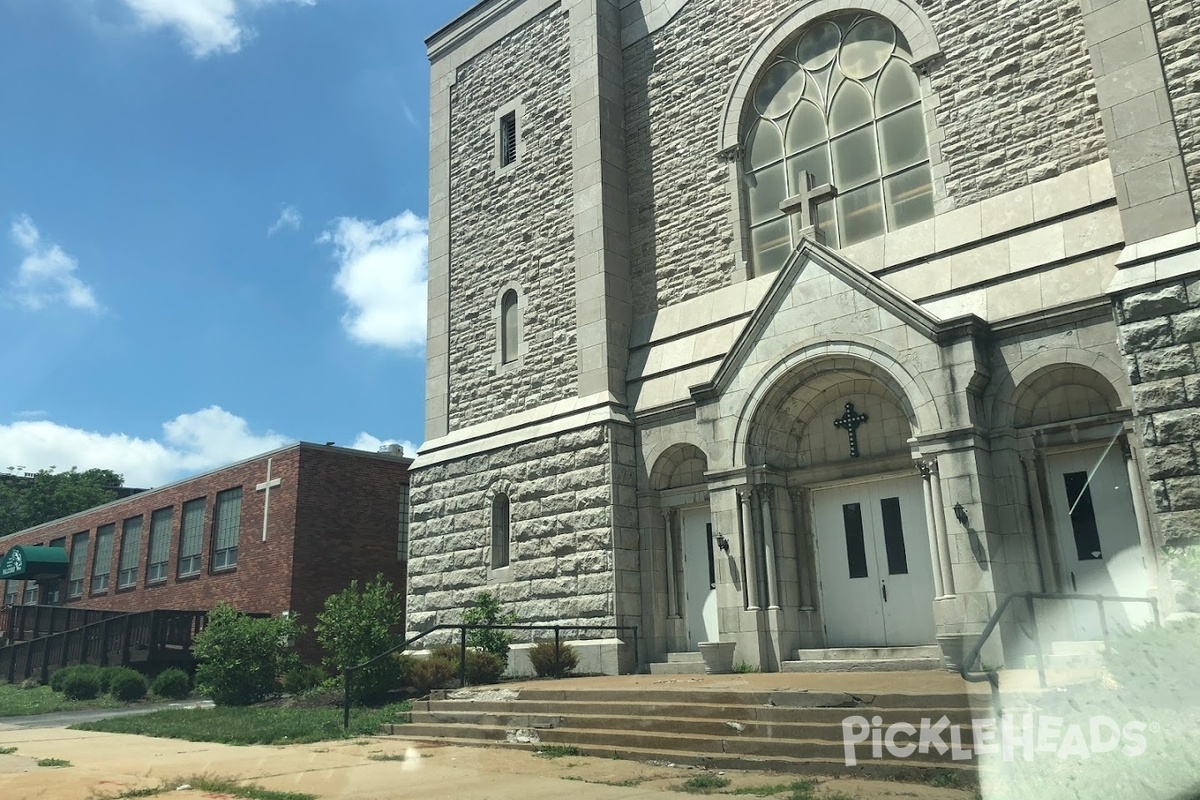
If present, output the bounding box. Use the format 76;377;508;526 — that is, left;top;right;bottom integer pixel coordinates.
744;13;934;273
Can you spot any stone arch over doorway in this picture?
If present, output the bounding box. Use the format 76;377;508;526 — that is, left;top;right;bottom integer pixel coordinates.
649;442;709;491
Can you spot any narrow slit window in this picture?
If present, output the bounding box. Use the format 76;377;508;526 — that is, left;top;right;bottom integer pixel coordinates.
501;289;520;363
499;112;517;168
842;502;870;579
211;487;243;572
147;508;172;583
879;497;909;575
68;532;88;598
178;498;205;577
491;493;511;569
92;524;115;593
1063;471;1103;561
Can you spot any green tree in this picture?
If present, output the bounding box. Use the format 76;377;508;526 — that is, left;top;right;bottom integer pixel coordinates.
0;467;124;537
192;603;303;706
315;574;405;704
463;592;518;659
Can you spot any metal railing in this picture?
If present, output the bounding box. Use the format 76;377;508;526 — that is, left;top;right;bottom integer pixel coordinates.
2;606;129;644
343;623;638;729
959;592;1160;717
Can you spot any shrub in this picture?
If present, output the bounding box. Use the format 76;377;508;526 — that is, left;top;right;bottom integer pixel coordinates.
151;668;191;700
1103;617;1200;706
405;652;458;694
465;650;506;685
463;592;517;659
529;641;580;678
107;667;148;701
282;664;328;695
315;574;404;705
61;670;101;700
192;603;303;706
50;665;99;693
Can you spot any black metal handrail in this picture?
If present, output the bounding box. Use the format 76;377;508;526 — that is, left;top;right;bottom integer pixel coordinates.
959;591;1160;717
343;623;638;729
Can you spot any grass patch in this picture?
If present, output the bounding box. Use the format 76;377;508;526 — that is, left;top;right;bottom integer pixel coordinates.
0;682;121;717
562;776;645;787
366;753;408;762
70;703;411;745
0;746;17;755
675;774;732;794
928;770;961;788
37;757;72;767
93;775;316;800
535;745;581;758
731;780;815;797
733;661;761;674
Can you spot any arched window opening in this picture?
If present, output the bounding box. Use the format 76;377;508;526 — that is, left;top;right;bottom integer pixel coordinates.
491;493;511;569
745;13;933;273
500;289;520;364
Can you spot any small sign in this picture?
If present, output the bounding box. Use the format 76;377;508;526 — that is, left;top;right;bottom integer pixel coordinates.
0;548;24;578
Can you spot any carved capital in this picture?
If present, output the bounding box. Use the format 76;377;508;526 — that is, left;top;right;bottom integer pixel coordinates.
737;486;755;505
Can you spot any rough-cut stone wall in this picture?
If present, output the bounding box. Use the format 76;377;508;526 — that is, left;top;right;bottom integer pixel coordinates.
1118;278;1200;545
623;0;1107;315
408;424;635;632
1150;0;1200;221
447;9;576;431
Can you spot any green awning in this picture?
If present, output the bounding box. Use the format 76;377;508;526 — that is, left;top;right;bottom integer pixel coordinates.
0;545;68;581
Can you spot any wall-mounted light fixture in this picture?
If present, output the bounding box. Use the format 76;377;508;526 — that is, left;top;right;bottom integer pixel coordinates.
715;532;730;553
953;502;969;528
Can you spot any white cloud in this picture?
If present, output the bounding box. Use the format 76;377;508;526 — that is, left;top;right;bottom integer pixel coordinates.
268;204;302;236
350;432;419;458
0;406;289;487
8;215;100;312
117;0;316;58
321;212;428;352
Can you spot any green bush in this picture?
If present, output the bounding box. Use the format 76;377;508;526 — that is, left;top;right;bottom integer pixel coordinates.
62;670;101;700
529;641;580;678
1104;617;1200;706
463;592;517;659
281;664;328;695
151;668;191;700
97;666;119;694
192;603;304;706
465;650;506;684
107;667;148;701
315;574;405;705
51;665;100;694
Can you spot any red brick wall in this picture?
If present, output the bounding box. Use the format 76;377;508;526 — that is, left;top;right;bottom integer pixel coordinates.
289;447;409;665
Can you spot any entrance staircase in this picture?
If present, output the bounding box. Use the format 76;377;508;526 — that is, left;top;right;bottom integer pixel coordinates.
384;684;981;780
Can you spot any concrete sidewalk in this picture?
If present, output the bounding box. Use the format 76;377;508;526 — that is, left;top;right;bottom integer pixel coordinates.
0;726;972;800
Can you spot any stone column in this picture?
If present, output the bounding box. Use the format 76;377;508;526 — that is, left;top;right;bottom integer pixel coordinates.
1021;452;1059;593
918;461;946;599
660;508;679;619
928;457;956;596
791;489;815;610
760;488;781;610
738;488;760;610
1121;437;1159;576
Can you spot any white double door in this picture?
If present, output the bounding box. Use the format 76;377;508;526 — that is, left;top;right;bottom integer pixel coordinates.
1044;445;1153;635
680;506;719;649
814;475;936;647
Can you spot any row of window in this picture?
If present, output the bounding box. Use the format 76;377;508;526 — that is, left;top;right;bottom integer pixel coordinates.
1;487;243;606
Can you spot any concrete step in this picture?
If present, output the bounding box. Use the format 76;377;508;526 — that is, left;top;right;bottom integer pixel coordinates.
793;646;942;661
496;688;974;710
424;699;976;724
648;661;707;674
411;710;978;739
781;657;944;673
665;651;703;663
382;728;979;780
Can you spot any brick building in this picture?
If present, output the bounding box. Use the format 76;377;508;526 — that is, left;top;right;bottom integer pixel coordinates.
0;443;411;657
408;0;1200;673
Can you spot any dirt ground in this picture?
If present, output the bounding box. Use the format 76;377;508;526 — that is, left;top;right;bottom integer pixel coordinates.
0;727;977;800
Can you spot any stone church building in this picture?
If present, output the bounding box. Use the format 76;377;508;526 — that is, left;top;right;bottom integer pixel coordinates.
408;0;1200;671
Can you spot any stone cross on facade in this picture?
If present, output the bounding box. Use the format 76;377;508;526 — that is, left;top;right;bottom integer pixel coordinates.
834;402;870;459
779;171;837;245
256;457;282;542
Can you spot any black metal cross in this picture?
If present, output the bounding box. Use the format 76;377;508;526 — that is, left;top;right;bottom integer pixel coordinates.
834;402;870;458
779;171;837;245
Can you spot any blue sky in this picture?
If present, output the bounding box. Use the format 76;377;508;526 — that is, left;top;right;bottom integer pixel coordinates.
0;0;477;487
